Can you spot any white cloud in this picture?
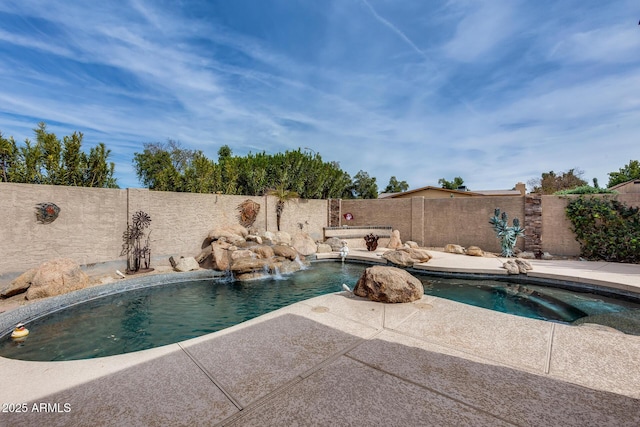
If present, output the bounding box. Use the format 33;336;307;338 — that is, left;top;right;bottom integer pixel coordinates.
442;0;519;62
550;25;640;64
0;0;638;191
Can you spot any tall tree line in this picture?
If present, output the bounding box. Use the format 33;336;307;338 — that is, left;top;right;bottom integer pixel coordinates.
133;141;377;199
0;123;117;188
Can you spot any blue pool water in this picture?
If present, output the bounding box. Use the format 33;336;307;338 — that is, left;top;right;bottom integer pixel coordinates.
1;262;639;361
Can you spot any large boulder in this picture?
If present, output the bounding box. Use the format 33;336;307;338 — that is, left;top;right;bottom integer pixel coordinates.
502;260;520;275
444;244;465;254
194;246;213;264
316;243;332;253
246;235;263;245
251;245;275;259
387;230;403;249
212;243;231;271
403;248;431;262
324;237;343;251
515;258;533;273
23;258;90;300
261;231;276;245
174;257;200;272
208;225;248;244
275;231;292;245
354;266;424;303
272;245;298;261
292;232;318;256
230;249;255;261
1;269;36;298
381;250;417;267
382;248;431;267
466;246;484;257
230;257;271;274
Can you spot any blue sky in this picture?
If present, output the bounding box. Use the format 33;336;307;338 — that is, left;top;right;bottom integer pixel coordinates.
1;0;638;191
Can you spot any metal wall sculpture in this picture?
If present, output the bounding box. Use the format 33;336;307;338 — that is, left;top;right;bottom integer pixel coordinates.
35;202;61;224
237;199;260;228
120;211;152;273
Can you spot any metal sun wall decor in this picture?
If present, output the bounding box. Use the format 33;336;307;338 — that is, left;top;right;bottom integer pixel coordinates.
35;202;61;224
237;199;260;228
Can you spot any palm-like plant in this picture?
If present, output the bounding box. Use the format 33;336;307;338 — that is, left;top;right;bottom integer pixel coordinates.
267;183;299;231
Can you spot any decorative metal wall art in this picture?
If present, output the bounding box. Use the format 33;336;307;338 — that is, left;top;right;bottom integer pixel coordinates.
35;202;61;224
237;199;260;228
120;211;152;274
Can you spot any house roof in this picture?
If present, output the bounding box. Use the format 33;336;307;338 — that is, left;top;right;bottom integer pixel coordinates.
474;189;523;196
609;179;640;190
378;186;485;198
378;185;524;198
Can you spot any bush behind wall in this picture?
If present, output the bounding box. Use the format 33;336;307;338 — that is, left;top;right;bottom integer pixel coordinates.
565;196;640;263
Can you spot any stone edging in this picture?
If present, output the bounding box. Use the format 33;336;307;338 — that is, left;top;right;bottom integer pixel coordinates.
0;270;224;338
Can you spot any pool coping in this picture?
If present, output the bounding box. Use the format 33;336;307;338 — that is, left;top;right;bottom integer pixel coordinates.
4;251;639;339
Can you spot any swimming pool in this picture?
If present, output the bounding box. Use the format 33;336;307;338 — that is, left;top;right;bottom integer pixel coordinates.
1;262;639;361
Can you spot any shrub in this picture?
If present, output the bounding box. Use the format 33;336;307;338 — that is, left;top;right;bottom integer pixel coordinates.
555;185;616;195
565;196;640;263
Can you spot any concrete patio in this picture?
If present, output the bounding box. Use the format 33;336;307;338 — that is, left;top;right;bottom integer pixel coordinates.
1;251;639;426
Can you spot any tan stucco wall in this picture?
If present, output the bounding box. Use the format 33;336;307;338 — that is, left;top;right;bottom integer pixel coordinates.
540;196;581;256
3;183;638;278
341;196;525;252
275;198;328;242
0;184;329;277
340;198;413;245
0;183;128;275
541;194;640;256
423;196;525;252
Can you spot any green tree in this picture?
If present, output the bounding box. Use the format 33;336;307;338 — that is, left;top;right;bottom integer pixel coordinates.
351;170;378;199
528;169;586;195
35;122;63;185
607;160;640;188
61;132;85;186
438;176;465;190
0;132;18;182
384;176;409;193
182;152;219;193
1;123;117;188
84;143;118;188
134;144;366;199
133;140;188;191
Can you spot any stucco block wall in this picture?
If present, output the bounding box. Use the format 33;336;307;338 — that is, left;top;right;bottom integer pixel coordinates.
340;199;413;246
140;191;265;258
340;196;524;252
540;196;581;256
541;194;640;256
274;198;328;242
423;196;525;252
0;184;330;277
3;183;638;278
0;183;128;275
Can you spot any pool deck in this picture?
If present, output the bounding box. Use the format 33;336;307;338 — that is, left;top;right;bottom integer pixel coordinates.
1;250;639;426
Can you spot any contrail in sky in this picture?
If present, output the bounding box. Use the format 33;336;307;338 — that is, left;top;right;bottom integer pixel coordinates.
360;0;426;58
359;0;479;117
